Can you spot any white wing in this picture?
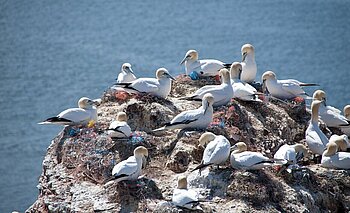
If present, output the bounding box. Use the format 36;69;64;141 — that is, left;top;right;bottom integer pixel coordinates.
193;84;232;106
203;136;230;165
172;189;199;209
199;59;224;76
117;72;136;83
319;104;349;127
274;144;290;159
130;78;159;93
326;105;341;114
112;156;138;177
57;108;91;123
306;125;328;155
333;152;350;169
279;81;306;97
170;107;205;125
108;121;132;137
232;81;257;101
233;151;269;168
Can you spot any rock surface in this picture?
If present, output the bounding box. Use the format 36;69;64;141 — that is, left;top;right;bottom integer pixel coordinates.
27;75;349;213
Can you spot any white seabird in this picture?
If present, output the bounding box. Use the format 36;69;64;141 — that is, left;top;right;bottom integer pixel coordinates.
153;93;214;131
312;90;350;127
113;68;175;98
344;105;350;119
179;69;233;107
274;143;308;164
262;71;318;100
172;176;202;210
38;97;98;126
111;146;148;183
230;142;285;170
116;63;137;83
180;49;229;76
192;132;231;174
240;44;257;83
329;134;350;151
305;100;329;155
107;112;132;138
230;62;261;102
321;140;350;169
342;105;350;136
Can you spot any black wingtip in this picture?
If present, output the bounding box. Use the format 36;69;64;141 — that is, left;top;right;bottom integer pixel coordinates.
113;82;132;87
299;83;319;87
191;163;212;173
223;63;232;69
113;174;129;180
44;117;73;123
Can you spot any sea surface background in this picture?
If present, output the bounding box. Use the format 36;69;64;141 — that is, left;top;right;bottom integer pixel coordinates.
0;0;349;212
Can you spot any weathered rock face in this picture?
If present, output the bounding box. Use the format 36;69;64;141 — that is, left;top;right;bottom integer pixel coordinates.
27;75;349;213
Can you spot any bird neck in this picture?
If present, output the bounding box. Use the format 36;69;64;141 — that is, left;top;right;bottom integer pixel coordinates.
230;71;240;80
244;53;255;62
311;105;319;124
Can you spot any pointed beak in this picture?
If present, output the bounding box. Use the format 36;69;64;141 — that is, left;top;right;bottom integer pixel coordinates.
180;55;189;65
242;52;247;62
166;73;176;81
91;98;101;106
230;145;237;152
126;67;135;74
262;79;268;95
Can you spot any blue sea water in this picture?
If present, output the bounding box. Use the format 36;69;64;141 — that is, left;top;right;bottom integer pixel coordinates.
0;0;349;212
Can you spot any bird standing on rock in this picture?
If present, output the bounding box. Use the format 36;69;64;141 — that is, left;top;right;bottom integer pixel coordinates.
262;71;318;100
329;134;350;151
240;44;257;83
172;176;202;210
305;100;329;155
38;97;99;126
116;63;137;83
312;90;350;127
179;69;233;107
192;132;231;175
153;93;214;132
110;146;149;183
274;143;308;165
230;62;261;102
230;142;286;170
107;112;132;138
321;140;350;169
342;105;350;136
113;68;175;98
180;49;230;77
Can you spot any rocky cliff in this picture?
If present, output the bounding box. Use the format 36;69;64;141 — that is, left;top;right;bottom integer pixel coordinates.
27;75;349;213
